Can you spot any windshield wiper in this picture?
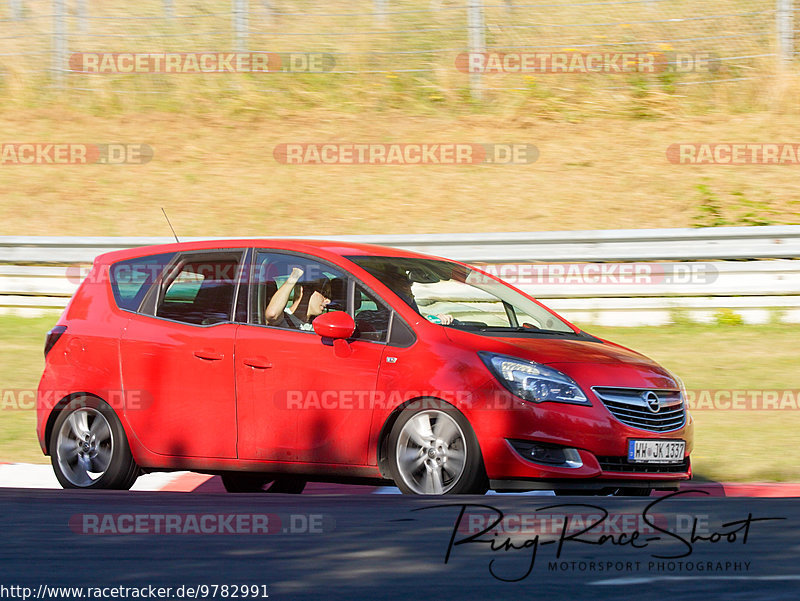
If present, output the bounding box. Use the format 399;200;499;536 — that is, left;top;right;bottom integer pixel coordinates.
475;326;578;335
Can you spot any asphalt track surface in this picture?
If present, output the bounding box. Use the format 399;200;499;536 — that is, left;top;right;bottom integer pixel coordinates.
0;488;798;601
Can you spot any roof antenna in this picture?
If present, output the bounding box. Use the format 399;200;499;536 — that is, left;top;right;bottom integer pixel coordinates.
161;208;180;243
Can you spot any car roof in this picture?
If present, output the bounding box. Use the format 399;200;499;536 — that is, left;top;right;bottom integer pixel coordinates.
94;239;446;265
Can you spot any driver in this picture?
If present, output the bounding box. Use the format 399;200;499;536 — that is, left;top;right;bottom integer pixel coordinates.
379;266;454;325
265;267;332;330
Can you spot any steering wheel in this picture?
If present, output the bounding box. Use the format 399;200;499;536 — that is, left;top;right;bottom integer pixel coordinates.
425;315;461;326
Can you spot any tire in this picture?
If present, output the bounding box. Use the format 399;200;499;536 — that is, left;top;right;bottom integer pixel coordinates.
49;397;139;490
387;401;488;495
221;473;306;494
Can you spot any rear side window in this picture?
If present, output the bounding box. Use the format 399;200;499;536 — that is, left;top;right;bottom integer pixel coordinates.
109;252;175;312
163;270;204;304
156;251;243;325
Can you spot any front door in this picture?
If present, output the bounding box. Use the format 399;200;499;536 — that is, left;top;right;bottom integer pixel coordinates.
234;251;386;465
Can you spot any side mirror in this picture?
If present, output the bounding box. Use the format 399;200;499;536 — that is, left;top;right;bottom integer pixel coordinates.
313;311;355;339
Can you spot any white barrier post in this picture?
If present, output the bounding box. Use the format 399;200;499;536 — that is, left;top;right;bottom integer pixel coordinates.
467;0;485;100
777;0;794;65
374;0;387;24
9;0;22;20
233;0;249;52
76;0;88;33
261;0;272;25
52;0;66;88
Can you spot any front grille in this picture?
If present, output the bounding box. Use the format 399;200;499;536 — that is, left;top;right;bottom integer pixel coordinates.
592;387;686;432
597;456;690;474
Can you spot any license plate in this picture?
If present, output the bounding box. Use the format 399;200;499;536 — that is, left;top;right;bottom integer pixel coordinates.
627;440;685;463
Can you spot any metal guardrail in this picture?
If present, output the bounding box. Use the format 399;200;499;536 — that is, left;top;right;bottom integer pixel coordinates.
1;226;799;326
1;225;799;263
4;260;800;298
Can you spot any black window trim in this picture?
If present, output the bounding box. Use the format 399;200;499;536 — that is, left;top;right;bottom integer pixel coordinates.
136;248;247;328
232;247;251;323
240;247;415;347
351;278;404;347
241;249;349;337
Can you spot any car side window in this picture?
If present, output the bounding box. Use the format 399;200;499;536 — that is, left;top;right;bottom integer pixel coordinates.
109;252;175;312
249;251;347;331
353;284;391;343
155;252;243;325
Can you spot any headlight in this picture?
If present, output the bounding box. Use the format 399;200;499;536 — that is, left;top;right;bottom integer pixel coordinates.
479;352;590;405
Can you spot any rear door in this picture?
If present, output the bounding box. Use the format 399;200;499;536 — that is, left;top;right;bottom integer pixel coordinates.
120;250;243;459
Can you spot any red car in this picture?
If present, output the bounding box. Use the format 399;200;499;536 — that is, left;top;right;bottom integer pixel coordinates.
37;240;693;495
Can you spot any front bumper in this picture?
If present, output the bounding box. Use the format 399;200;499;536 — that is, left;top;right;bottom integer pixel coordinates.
467;381;694;488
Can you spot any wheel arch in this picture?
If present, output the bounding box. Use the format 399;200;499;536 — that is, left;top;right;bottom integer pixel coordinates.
376;395;479;479
44;392;109;455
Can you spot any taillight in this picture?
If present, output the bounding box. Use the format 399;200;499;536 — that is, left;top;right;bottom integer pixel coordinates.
44;325;67;358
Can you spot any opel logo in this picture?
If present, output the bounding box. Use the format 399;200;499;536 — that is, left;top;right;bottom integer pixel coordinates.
643;391;660;413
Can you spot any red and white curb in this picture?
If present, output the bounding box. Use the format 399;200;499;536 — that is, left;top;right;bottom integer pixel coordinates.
0;463;390;494
2;463;799;496
0;463;188;492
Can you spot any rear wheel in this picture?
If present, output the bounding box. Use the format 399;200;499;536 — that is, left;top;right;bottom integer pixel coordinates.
50;397;139;490
388;402;488;495
221;473;306;494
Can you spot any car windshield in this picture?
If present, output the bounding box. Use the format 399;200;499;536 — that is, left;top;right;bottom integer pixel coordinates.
346;256;575;334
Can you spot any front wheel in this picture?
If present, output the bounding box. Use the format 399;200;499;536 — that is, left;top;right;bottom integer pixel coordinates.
221;473;306;494
49;397;139;490
388;402;488;495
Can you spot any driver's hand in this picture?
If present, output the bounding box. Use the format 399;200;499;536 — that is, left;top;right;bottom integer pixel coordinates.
438;314;454;325
289;267;304;282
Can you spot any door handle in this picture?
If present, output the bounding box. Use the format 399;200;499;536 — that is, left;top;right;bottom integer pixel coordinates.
194;349;224;361
243;356;273;369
